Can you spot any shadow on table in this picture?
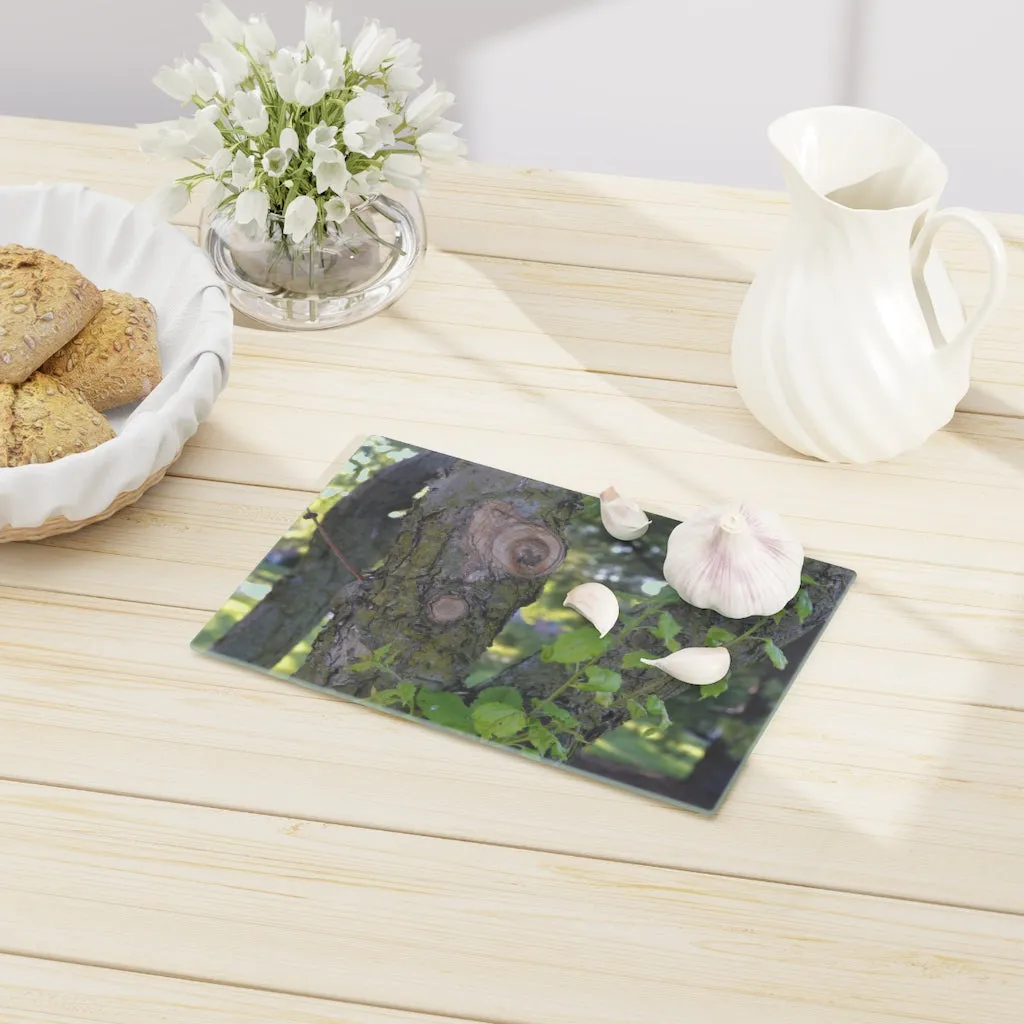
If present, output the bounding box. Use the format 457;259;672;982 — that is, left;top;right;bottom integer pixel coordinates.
387;169;1024;915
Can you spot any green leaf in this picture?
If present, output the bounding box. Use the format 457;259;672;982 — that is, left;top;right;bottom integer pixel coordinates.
654;611;682;643
645;694;671;728
472;702;528;741
349;660;377;674
371;687;401;706
576;666;622;693
471;686;524;711
796;589;813;624
548;627;610;664
539;644;555;663
704;626;736;647
396;682;417;707
416;690;474;733
527;722;555;757
592;691;614;707
626;698;647;721
699;679;729;700
800;573;817;587
533;700;579;731
763;639;788;671
773;609;786;624
665;637;682;653
548;735;569;761
621;649;656;669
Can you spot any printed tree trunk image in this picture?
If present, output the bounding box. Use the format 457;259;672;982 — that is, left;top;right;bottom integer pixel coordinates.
458;557;849;753
195;436;856;814
211;450;456;667
298;460;582;692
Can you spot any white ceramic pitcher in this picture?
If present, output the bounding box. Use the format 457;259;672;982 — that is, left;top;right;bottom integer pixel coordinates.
731;106;1008;463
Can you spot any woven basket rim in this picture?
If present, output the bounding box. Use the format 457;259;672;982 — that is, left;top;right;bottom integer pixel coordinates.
0;454;178;543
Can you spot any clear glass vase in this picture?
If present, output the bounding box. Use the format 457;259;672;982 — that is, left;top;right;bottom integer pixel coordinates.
202;190;426;330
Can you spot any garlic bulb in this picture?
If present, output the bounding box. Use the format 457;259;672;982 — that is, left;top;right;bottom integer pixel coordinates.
641;647;731;686
664;499;803;619
563;582;619;637
600;486;650;541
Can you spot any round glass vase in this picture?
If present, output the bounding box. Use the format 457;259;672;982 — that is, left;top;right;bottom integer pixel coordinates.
202;190;426;330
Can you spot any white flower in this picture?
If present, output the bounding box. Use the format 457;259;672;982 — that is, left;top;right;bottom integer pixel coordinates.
142;182;190;221
294;56;332;107
306;121;337;154
280;127;299;155
284;195;318;243
313;150;351;195
139;120;194;159
200;37;249;92
208;147;233;176
325;195;351;224
406;81;455;129
382;152;424;190
188;60;220;100
191;105;225;156
243;15;276;59
208;181;229;207
304;2;345;73
346;167;382;196
139;107;222;159
199;0;245;43
417;124;465;164
230;150;255;188
270;49;301;102
235;186;270;227
231;88;268;136
153;62;197;103
351;19;397;74
342;91;395;157
262;147;290;177
386;38;422;94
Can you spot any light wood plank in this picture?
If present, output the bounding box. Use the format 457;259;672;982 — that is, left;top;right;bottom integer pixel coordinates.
0;954;469;1024
2;781;1022;1024
382;251;1024;418
2;117;1020;418
0;116;196;227
0;589;1021;914
2;472;1022;639
5;115;1020;287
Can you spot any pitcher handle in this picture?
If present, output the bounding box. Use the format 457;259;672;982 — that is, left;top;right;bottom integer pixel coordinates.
911;206;1008;352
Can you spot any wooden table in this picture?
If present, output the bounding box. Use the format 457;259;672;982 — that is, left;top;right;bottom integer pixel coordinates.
1;115;1022;1024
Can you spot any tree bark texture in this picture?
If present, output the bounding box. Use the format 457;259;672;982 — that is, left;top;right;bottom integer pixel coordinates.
211;451;456;667
298;461;583;693
481;557;854;752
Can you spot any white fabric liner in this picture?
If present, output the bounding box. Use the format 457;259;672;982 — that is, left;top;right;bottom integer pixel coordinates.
0;183;232;529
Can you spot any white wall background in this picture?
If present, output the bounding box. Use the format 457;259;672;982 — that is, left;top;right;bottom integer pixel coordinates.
2;0;1021;211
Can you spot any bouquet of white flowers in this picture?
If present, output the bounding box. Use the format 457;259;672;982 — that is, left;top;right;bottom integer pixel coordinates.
141;0;465;247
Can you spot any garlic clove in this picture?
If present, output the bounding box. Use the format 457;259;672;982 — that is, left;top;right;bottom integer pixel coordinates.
600;486;651;541
563;581;619;637
664;499;803;619
641;646;731;686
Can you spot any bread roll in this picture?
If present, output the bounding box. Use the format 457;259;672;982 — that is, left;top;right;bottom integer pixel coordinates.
41;290;161;411
0;372;114;467
0;245;102;385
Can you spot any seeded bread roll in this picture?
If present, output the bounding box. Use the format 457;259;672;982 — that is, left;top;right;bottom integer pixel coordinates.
41;290;161;411
0;245;103;385
0;372;114;467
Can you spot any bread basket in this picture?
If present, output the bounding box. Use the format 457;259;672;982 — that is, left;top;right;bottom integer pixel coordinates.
0;183;232;541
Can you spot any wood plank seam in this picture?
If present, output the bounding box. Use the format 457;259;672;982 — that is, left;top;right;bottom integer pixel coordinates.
3;748;1023;920
0;949;500;1024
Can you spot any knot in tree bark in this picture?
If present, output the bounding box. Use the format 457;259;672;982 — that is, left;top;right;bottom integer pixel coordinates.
467;501;566;579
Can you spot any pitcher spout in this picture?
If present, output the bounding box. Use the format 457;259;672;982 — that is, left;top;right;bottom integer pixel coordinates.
769;106;948;216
